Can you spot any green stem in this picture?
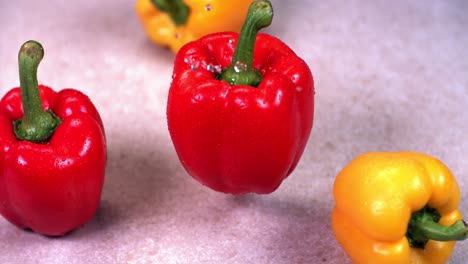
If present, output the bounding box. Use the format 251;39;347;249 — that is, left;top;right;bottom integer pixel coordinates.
151;0;190;26
218;0;273;87
407;206;468;249
14;40;61;143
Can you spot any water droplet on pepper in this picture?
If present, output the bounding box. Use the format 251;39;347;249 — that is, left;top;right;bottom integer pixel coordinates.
206;64;222;74
184;56;201;71
234;61;247;73
191;61;200;71
291;73;300;83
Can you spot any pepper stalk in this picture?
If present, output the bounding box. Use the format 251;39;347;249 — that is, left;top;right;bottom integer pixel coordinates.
151;0;190;26
14;40;61;143
407;206;468;248
218;0;273;87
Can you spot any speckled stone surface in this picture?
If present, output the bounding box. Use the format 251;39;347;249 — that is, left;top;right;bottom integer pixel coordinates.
0;0;467;263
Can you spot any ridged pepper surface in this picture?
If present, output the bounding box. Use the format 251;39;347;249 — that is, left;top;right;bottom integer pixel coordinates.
332;152;468;264
167;1;314;194
0;41;106;236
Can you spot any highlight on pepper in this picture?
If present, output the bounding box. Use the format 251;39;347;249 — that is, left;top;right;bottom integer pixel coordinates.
0;40;107;236
332;151;467;264
135;0;254;53
166;0;314;194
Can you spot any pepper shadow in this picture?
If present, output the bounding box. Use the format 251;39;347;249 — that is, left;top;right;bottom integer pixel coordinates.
228;193;350;263
67;128;182;239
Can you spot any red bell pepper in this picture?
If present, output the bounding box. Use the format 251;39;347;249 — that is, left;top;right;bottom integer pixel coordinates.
0;40;106;236
167;0;314;194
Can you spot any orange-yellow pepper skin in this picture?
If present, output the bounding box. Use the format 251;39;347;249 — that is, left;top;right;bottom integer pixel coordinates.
332;152;463;264
135;0;253;53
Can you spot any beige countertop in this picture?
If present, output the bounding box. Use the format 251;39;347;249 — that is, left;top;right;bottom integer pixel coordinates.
0;0;467;263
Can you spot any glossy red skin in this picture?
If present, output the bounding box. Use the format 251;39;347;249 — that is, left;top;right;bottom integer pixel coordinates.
167;32;314;194
0;85;106;236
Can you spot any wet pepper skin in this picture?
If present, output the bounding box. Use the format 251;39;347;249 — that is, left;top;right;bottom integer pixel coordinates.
135;0;253;53
332;152;463;264
167;32;314;194
0;85;106;236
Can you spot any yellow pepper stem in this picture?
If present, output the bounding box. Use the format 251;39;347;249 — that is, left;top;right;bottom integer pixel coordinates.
407;206;468;249
151;0;190;26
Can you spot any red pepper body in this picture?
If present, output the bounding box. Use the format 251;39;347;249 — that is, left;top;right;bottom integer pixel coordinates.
167;32;314;194
0;85;106;236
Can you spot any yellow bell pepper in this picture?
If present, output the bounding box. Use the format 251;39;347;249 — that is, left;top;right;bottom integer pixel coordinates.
135;0;253;53
332;151;467;264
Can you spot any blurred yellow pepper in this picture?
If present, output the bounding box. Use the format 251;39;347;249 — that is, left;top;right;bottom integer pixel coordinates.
332;151;467;264
135;0;253;53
